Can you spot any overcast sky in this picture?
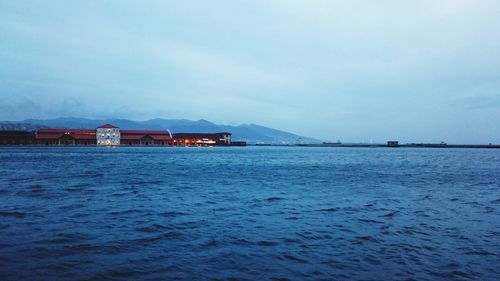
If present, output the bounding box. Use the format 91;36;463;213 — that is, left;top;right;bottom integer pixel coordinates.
1;1;499;143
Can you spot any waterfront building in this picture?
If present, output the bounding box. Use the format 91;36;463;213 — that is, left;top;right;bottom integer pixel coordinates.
1;124;238;146
36;128;96;145
96;124;120;146
120;130;172;146
0;131;36;145
33;124;172;146
387;141;399;147
172;132;232;146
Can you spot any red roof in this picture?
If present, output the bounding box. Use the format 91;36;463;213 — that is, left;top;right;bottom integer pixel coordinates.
37;128;95;134
121;134;171;141
36;133;96;140
121;130;169;135
97;124;119;128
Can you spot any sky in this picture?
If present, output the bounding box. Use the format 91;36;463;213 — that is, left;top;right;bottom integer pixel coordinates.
1;0;499;143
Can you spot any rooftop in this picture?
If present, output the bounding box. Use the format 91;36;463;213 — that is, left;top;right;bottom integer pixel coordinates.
37;128;96;134
121;130;171;135
97;124;119;129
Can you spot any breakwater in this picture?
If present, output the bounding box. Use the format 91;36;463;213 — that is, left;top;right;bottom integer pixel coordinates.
275;143;500;149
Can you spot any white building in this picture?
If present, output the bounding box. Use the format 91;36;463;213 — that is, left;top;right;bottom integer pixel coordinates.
96;124;120;146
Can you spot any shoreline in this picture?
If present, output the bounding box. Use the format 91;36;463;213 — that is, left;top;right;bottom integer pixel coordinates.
266;143;500;149
1;143;500;149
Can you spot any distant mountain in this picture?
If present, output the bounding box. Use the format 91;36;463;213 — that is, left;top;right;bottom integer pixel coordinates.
0;122;43;131
0;117;321;144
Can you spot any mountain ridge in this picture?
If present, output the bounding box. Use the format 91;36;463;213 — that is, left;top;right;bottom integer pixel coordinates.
0;117;320;144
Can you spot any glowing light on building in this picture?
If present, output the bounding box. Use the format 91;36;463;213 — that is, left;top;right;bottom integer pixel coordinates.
97;124;120;146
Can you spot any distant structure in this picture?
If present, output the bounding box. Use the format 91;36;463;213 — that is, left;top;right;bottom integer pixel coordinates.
36;128;96;145
96;124;120;146
172;132;232;146
35;124;173;146
0;131;36;146
387;141;399;147
0;124;239;146
120;129;173;146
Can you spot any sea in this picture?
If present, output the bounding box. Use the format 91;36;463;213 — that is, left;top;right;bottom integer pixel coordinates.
0;146;499;280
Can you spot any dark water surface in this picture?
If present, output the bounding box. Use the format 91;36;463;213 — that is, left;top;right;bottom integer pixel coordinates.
0;147;499;280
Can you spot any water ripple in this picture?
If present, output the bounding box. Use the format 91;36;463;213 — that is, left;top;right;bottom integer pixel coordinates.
0;146;499;280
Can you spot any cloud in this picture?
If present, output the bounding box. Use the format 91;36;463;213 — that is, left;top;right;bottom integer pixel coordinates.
1;1;500;143
148;41;293;90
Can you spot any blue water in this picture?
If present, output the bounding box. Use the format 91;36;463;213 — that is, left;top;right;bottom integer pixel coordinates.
0;147;499;280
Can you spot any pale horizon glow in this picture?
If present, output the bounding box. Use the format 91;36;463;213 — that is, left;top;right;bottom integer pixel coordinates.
1;0;500;143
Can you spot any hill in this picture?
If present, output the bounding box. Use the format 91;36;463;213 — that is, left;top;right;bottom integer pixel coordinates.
1;118;320;144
